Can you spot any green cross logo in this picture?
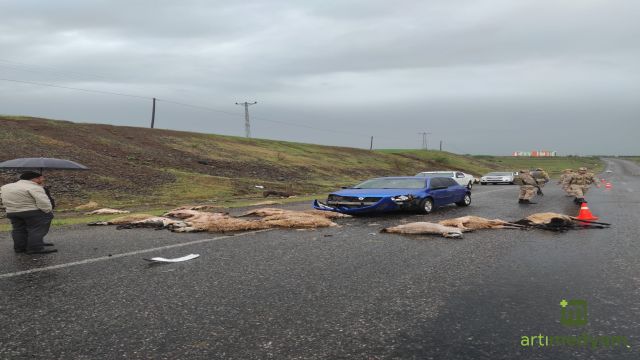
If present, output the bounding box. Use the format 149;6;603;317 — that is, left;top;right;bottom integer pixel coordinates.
560;299;588;327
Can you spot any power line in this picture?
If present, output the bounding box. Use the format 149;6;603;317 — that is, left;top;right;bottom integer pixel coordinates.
0;58;110;80
158;98;239;117
0;63;95;82
0;76;378;141
0;78;151;100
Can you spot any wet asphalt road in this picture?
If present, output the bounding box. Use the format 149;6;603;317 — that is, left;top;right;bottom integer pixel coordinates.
1;158;638;359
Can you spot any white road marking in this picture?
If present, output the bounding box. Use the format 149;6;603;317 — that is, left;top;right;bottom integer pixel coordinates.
0;229;271;280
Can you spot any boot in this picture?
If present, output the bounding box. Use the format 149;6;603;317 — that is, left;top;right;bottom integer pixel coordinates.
522;199;536;204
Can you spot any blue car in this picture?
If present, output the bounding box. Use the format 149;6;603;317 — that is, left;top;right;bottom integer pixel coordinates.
313;176;471;215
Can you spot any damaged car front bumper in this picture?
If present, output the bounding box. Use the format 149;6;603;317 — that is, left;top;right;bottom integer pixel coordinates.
312;195;417;215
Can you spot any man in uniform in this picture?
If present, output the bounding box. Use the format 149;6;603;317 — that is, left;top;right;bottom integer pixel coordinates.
513;169;540;204
558;169;574;197
531;168;550;188
567;167;599;204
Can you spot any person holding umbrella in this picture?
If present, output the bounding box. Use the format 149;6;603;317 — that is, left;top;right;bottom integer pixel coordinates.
0;157;89;254
0;171;57;254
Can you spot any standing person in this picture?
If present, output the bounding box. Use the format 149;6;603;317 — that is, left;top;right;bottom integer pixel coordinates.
513;169;540;204
531;168;550;187
567;167;599;204
0;171;57;254
558;169;574;197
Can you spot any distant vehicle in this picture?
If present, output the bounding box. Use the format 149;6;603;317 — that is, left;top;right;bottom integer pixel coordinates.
415;171;476;189
480;172;516;185
313;176;471;215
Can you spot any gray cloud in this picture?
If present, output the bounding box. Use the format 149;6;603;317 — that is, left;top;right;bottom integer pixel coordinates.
1;0;638;154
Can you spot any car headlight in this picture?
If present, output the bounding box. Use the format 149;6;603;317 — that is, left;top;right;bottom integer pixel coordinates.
391;195;413;203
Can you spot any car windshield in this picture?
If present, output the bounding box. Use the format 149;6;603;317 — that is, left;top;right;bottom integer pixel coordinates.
486;172;512;176
354;178;426;189
417;172;454;177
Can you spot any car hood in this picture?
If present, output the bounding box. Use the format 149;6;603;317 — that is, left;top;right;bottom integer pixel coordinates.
332;188;423;197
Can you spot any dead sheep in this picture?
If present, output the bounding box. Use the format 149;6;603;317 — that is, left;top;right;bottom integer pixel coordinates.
171;217;270;233
516;212;574;225
239;208;288;217
514;212;610;231
241;207;351;219
88;213;155;226
438;216;525;231
169;204;222;212
260;212;338;229
75;201;100;211
163;209;229;220
117;217;187;230
381;222;465;238
303;209;352;219
85;208;130;215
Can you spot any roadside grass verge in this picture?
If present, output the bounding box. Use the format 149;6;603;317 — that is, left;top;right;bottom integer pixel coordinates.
472;155;604;178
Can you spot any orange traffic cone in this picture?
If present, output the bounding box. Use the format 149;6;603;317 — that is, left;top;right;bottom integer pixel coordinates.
605;182;612;190
576;202;599;221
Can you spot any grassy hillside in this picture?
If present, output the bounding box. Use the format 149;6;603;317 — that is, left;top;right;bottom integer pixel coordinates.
0;116;603;211
378;150;603;178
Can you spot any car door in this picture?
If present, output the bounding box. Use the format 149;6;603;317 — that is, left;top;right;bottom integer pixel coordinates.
428;177;451;206
454;172;467;186
442;178;464;203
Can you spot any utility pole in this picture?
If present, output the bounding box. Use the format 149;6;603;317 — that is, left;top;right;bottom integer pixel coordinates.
370;136;374;150
235;101;257;138
439;140;442;151
150;97;156;128
418;132;431;150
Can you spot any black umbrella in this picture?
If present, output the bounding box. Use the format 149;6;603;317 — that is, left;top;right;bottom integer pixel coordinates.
0;157;89;173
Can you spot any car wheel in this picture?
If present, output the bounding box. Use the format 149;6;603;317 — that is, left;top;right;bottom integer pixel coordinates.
467;181;473;190
419;197;434;214
480;182;486;186
456;193;471;207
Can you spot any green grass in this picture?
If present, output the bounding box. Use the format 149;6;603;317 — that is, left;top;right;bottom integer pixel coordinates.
376;150;604;179
471;155;604;178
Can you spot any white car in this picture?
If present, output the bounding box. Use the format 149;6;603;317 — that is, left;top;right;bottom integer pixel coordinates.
415;171;476;189
480;172;516;185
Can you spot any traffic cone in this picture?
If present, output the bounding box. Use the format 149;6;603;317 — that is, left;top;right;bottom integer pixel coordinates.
605;182;612;190
601;178;606;184
576;202;599;221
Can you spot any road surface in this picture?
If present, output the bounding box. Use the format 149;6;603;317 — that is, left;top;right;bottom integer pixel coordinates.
1;158;638;359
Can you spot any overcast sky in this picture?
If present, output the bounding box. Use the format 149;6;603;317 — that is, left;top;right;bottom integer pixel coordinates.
1;0;638;154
